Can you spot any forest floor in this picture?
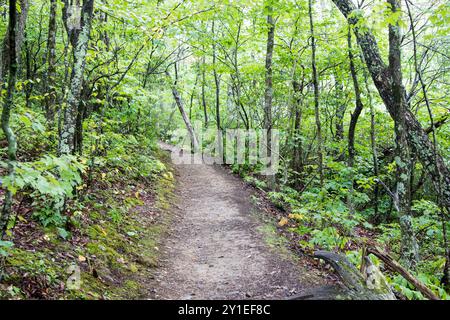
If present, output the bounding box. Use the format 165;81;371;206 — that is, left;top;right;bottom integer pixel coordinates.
146;143;333;300
0;142;337;300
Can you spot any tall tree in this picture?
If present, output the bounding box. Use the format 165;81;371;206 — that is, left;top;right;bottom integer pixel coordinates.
59;0;95;155
347;28;363;171
331;0;450;215
44;0;58;125
0;0;23;236
334;72;346;142
388;0;419;268
166;66;200;152
347;27;364;215
309;0;324;186
0;0;29;86
201;56;208;128
292;65;305;180
212;20;223;161
264;2;276;189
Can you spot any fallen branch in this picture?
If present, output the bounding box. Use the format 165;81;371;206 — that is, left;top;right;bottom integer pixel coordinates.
367;247;440;300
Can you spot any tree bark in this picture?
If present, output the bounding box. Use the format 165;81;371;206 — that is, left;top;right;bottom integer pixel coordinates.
166;69;200;152
292;68;305;179
347;27;364;215
264;3;276;189
362;55;380;218
309;0;324;186
334;72;346;142
0;0;28;86
212;20;223;161
59;0;95;155
0;0;22;237
387;0;419;269
347;28;363;171
44;0;58;126
201;56;208;127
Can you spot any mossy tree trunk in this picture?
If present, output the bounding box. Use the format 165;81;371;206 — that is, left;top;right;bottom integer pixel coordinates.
387;0;419;269
332;0;450;219
59;0;94;155
333;72;346;143
0;0;22;237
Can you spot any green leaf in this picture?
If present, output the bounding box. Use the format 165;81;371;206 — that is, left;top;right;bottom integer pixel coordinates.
57;227;70;240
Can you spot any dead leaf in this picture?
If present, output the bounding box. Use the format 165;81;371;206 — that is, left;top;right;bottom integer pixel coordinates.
278;217;289;227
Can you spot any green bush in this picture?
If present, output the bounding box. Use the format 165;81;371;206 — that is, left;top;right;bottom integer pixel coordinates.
1;155;86;227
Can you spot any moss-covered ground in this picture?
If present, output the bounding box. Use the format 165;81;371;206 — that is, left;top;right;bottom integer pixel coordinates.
0;148;175;300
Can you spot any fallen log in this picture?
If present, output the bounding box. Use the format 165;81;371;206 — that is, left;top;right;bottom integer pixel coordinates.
313;250;396;300
313;249;440;300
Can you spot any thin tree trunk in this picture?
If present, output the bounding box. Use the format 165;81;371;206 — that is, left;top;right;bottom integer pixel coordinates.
347;27;364;215
0;0;28;86
405;0;449;287
44;0;58;126
309;0;324;186
201;56;208;127
264;3;276;189
0;0;21;237
166;68;199;152
334;72;346;142
292;71;305;180
212;20;223;161
347;28;363;170
189;72;199;122
361;54;380;218
388;0;419;269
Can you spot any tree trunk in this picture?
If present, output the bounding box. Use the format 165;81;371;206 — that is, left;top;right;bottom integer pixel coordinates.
0;0;28;86
212;20;223;161
347;27;364;215
0;0;22;237
334;73;346;142
309;0;324;186
201;56;208;128
44;0;58;126
166;69;200;152
264;3;276;189
347;28;363;171
331;0;450;214
59;0;95;155
388;0;419;269
292;74;305;179
362;55;380;218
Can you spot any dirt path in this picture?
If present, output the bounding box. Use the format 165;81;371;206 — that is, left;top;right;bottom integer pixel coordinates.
149;143;326;300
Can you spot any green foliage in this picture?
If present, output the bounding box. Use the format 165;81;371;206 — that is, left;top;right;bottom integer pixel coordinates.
0;0;448;301
310;227;349;251
2;155;86;227
0;240;14;257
